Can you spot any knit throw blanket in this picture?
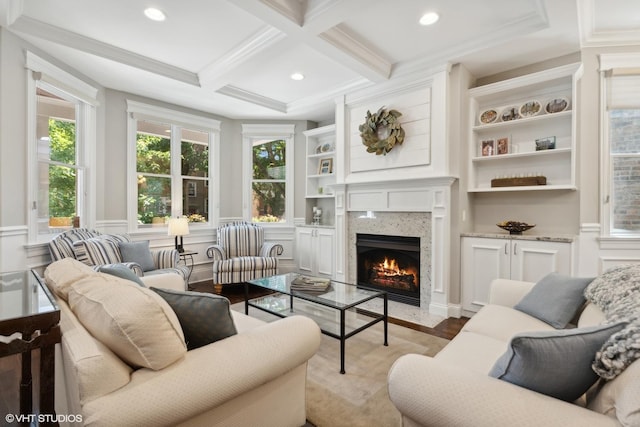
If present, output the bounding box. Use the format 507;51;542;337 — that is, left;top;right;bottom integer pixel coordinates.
584;264;640;379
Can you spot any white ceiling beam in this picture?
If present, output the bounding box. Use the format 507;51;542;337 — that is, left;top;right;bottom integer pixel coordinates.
198;26;287;86
9;16;200;86
232;0;391;82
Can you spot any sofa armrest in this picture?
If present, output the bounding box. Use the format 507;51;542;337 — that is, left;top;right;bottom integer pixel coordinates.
259;242;283;257
206;244;225;261
488;278;536;307
151;249;179;269
388;354;618;427
82;315;321;426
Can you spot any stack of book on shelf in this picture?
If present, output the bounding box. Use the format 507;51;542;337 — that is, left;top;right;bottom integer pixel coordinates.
290;275;331;293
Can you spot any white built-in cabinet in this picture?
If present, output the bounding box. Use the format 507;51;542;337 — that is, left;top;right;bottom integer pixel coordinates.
468;63;582;192
295;226;334;278
461;235;573;313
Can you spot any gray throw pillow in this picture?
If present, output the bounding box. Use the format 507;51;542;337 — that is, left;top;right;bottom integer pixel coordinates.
119;241;155;272
514;272;594;328
489;322;626;401
151;287;238;350
97;264;145;287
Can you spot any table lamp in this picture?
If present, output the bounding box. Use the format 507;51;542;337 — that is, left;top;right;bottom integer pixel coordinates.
168;217;189;253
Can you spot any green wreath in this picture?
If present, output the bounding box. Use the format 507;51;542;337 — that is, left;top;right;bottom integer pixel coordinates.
359;107;405;155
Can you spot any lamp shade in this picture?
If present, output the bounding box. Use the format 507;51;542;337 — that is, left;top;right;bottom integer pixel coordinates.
167;217;190;236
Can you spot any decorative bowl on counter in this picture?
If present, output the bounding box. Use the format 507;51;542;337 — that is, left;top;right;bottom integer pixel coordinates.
497;221;536;235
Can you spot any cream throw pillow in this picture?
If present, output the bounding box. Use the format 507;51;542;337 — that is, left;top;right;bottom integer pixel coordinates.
44;258;97;301
68;274;186;370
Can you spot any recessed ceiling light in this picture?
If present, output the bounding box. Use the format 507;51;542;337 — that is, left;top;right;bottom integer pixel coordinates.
419;12;439;26
144;7;166;22
290;73;305;81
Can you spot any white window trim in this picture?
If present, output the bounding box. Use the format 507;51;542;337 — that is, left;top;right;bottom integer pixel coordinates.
126;100;221;232
241;124;295;225
26;52;98;243
599;53;640;237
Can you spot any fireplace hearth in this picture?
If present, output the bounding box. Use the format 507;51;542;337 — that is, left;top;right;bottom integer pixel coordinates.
356;233;420;306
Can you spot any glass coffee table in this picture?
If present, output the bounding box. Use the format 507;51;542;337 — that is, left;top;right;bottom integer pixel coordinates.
245;273;388;374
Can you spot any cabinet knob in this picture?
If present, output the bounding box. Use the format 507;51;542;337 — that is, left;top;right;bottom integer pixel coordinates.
513;242;518;255
505;242;508;255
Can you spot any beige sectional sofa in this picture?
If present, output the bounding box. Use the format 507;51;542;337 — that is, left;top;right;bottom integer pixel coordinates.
45;259;321;427
388;278;640;427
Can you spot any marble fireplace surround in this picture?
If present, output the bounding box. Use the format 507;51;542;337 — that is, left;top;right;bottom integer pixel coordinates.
333;177;456;317
348;211;431;307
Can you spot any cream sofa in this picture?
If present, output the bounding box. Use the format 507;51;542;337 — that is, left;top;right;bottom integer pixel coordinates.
388;278;640;427
45;259;321;427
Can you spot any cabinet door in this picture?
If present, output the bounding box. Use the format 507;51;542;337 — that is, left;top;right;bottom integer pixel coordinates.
461;237;510;312
315;228;335;278
510;240;572;282
296;228;314;275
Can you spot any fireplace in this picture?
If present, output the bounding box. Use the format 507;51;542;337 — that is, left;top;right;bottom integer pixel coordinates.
356;233;420;306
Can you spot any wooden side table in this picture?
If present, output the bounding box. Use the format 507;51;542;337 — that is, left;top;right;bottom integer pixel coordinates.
0;270;61;425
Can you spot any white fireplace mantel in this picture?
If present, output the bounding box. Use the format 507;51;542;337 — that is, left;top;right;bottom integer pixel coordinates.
333;176;460;318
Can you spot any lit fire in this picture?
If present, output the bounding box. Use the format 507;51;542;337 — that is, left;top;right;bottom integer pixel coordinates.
374;257;414;278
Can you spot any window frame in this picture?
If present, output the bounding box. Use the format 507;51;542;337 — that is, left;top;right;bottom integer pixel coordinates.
241;124;295;226
126;101;221;232
26;52;98;244
599;53;640;237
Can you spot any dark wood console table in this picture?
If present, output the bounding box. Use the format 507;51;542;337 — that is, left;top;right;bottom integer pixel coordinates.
0;270;60;426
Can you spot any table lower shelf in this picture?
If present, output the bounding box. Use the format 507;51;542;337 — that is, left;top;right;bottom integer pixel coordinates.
248;293;383;338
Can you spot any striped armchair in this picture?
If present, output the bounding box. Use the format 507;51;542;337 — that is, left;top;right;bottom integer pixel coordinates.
48;228;189;286
207;222;283;285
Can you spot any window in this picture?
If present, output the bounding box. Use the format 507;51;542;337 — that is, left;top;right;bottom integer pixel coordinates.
242;124;295;224
601;55;640;236
27;52;97;242
127;101;220;230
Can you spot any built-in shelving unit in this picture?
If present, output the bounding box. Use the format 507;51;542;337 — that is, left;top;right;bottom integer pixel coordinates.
302;124;336;225
467;63;583;193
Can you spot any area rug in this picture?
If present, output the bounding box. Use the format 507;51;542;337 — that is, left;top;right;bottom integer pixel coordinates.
230;303;450;427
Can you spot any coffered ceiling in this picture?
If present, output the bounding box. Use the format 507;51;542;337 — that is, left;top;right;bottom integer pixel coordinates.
0;0;638;123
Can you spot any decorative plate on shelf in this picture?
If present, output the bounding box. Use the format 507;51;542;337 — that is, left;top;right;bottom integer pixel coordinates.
497;221;536;235
500;106;520;122
479;108;499;124
320;142;332;153
519;100;541;117
545;97;569;114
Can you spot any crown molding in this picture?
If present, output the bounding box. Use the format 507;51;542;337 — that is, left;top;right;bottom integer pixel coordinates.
578;0;640;47
0;0;22;27
10;16;199;86
217;85;287;113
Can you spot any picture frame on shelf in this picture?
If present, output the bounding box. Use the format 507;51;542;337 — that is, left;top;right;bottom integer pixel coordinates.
496;136;510;155
481;139;495;156
318;158;333;174
535;136;556;151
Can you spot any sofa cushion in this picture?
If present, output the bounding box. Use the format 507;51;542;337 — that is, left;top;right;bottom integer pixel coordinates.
57;298;133;404
489;322;626;401
435;331;510;375
514;272;594;329
97;264;145;287
68;274;187;370
151;288;238;350
44;258;97;301
462;304;555;343
72;237;122;266
119;240;155;272
587;358;640;426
